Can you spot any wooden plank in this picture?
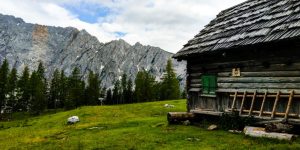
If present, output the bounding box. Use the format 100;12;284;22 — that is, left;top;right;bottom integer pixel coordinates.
218;71;300;77
218;83;300;89
231;91;238;110
192;63;300;72
259;91;267;117
217;89;300;94
218;77;300;83
191;79;201;83
242;110;299;117
249;91;257;116
271;91;281;119
229;94;300;98
190;84;201;88
285;90;294;120
239;91;247;116
190;73;202;77
189;88;201;92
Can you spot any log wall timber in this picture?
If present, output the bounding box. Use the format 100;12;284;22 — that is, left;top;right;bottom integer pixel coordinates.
186;57;300;119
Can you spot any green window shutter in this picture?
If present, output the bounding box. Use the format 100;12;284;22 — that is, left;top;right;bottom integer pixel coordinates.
201;76;210;94
201;75;217;95
209;75;217;94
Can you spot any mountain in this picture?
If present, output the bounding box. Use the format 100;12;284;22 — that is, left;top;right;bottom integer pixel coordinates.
0;14;186;88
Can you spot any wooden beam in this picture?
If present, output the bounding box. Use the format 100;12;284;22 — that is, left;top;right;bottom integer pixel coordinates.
191;79;201;83
231;91;238;110
218;71;300;77
285;90;294;120
190;84;201;88
218;77;300;83
249;91;257;116
217;89;300;94
271;91;281;119
190;73;202;77
218;83;300;89
239;91;247;116
259;91;267;117
229;94;300;98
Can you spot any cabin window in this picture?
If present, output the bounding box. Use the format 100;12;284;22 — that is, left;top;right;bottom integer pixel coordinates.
201;75;217;95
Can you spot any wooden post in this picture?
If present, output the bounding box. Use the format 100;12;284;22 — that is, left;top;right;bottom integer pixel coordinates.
231;91;238;111
271;91;280;119
259;91;267;117
239;91;247;115
285;90;294;120
249;90;257;116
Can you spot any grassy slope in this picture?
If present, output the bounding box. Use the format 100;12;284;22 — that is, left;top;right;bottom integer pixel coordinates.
0;100;300;150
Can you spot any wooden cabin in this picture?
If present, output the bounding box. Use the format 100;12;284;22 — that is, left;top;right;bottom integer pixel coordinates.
174;0;300;125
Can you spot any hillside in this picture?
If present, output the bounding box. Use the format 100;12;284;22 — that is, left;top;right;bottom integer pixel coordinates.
0;100;299;150
0;14;186;88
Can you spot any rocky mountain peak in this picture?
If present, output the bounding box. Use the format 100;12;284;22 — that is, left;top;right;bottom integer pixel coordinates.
0;13;186;88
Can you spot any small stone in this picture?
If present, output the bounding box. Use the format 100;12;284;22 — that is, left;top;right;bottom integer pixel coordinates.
183;120;191;126
207;124;218;131
67;116;79;124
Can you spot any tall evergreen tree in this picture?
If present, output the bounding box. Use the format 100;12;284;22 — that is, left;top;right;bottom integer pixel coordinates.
49;69;60;109
134;70;156;102
66;67;84;109
85;71;100;105
0;59;9;114
17;66;30;111
105;89;112;105
59;70;68;108
160;59;180;100
29;71;46;115
6;67;18;111
120;74;127;104
112;80;120;104
126;78;133;103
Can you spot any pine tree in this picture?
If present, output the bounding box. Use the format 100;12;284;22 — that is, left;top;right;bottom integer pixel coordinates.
17;66;30;111
59;70;67;108
105;89;112;105
160;59;180;100
66;67;84;109
112;80;120;104
29;71;46;115
126;78;133;103
0;59;9;114
85;71;100;105
120;74;127;104
134;70;156;102
6;67;18;111
49;69;60;109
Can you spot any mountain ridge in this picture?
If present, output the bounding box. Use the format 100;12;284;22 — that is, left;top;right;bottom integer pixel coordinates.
0;13;186;88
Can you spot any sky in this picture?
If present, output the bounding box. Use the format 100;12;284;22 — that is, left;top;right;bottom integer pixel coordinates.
0;0;246;53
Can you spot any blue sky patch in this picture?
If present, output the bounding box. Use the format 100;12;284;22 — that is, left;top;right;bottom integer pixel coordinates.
114;32;127;37
63;2;111;23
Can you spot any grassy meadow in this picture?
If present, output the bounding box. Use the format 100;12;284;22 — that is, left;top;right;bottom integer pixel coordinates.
0;100;300;150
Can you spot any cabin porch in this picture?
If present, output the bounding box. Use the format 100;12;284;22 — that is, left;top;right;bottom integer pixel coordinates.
188;90;300;125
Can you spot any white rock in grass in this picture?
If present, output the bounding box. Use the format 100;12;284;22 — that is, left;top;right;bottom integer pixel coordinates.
164;104;175;108
67;116;79;124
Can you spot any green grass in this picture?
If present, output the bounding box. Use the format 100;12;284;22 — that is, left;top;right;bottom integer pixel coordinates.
0;100;300;150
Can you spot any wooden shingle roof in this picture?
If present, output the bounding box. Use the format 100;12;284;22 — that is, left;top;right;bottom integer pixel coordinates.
174;0;300;58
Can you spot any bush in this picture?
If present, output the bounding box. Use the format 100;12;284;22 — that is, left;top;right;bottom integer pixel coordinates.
218;112;256;130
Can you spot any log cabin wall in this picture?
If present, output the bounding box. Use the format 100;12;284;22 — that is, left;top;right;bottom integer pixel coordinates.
186;45;300;116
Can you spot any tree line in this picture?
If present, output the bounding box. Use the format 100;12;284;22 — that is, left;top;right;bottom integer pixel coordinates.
0;59;184;118
0;59;105;117
106;59;184;105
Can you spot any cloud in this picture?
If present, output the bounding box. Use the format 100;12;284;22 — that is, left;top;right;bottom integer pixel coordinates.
0;0;246;53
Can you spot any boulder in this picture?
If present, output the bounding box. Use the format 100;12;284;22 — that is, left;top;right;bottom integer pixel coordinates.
67;116;80;124
207;124;218;131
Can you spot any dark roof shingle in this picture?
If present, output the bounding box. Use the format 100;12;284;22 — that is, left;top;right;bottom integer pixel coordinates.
174;0;300;58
